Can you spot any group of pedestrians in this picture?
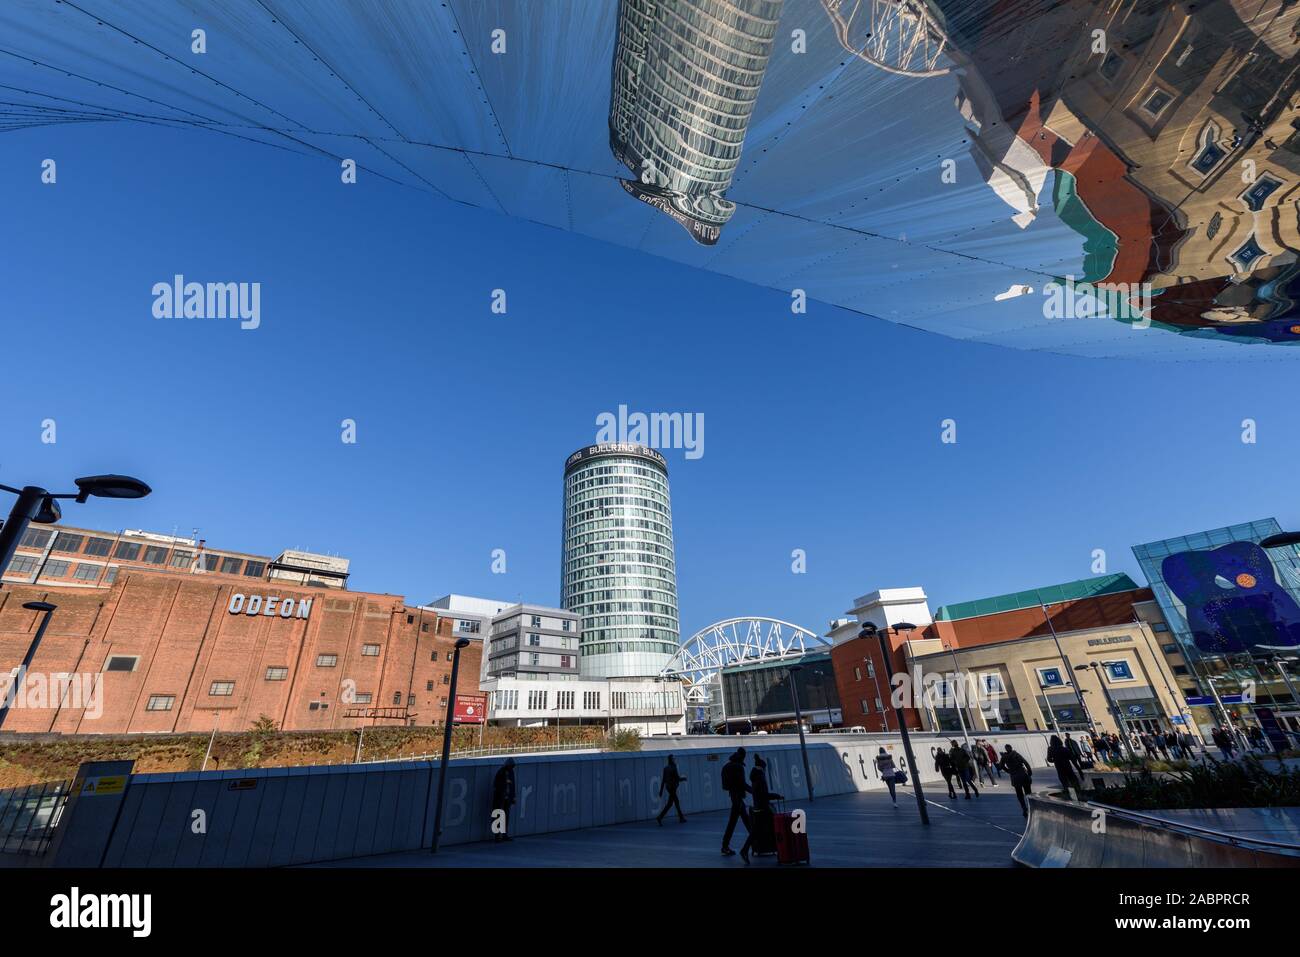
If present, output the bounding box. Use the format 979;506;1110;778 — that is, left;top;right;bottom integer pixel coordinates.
933;739;1003;799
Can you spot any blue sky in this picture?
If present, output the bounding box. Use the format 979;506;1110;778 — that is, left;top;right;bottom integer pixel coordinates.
3;121;1297;639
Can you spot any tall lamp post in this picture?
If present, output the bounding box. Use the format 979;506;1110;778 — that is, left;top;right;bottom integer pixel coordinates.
942;642;973;746
786;664;814;802
431;637;472;853
865;653;889;731
0;475;151;583
1075;663;1136;761
859;622;928;825
0;601;57;731
1039;601;1092;731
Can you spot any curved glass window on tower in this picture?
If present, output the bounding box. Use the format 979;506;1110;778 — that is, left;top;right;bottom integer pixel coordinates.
562;444;680;679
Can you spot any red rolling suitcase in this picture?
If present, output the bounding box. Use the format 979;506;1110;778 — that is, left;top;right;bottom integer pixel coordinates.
771;800;810;865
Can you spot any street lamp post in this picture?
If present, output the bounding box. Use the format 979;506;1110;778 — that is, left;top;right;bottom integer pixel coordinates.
786;665;814;802
1076;663;1136;761
864;654;889;731
431;637;472;853
1038;683;1061;735
859;622;928;825
943;643;973;746
0;601;57;731
1040;601;1091;730
0;476;151;583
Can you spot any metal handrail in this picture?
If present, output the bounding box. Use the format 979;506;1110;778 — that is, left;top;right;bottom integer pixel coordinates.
1085;798;1300;852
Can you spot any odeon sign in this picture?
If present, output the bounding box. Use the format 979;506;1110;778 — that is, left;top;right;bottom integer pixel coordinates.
227;593;313;620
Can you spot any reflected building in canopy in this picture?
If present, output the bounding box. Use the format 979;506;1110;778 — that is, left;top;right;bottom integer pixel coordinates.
608;0;786;244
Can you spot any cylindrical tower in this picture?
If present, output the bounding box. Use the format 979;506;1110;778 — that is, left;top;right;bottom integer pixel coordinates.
562;444;680;679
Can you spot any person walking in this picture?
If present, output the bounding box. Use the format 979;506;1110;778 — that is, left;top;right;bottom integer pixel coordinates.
999;744;1034;818
720;748;752;860
656;754;687;825
934;746;958;799
1064;733;1084;774
949;740;978;799
744;754;782;860
1211;726;1235;761
983;740;1002;779
875;747;900;807
973;740;997;786
1046;734;1083;801
491;757;517;843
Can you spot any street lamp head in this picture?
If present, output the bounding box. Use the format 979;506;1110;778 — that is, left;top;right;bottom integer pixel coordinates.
22;601;56;612
33;496;62;525
857;623;878;639
453;637;471;650
1260;532;1300;549
893;622;917;633
1074;664;1091;672
72;474;152;504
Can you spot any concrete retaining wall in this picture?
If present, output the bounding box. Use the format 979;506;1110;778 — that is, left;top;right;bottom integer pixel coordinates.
1012;795;1300;868
47;732;1052;867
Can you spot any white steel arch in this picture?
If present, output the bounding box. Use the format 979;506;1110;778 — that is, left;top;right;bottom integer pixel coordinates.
659;617;831;704
822;0;953;78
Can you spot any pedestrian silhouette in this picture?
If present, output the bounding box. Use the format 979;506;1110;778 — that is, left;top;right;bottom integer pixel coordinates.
949;740;978;799
934;746;958;799
492;757;516;842
875;746;900;807
656;754;687;825
999;744;1033;818
743;754;782;861
720;747;752;861
1046;734;1083;801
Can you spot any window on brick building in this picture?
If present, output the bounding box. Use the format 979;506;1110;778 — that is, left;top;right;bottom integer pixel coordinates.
426;680;434;691
392;691;402;705
105;656;138;673
104;566;118;584
422;623;429;632
52;533;85;554
19;528;52;549
361;644;381;657
243;560;265;577
72;563;101;582
42;560;70;578
316;655;338;667
265;667;288;681
145;695;175;711
353;693;372;704
854;666;861;681
442;674;450;684
439;698;447;708
5;556;38;576
84;537;112;557
407;615;414;624
209;681;235;696
203;554;220;571
142;546;168;565
220;556;243;575
114;541;141;561
169;551;192;569
446;652;453;662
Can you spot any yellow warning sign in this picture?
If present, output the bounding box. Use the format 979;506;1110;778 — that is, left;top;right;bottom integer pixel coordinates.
82;775;126;796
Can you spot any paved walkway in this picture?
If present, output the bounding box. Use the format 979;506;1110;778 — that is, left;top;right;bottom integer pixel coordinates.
321;785;1029;868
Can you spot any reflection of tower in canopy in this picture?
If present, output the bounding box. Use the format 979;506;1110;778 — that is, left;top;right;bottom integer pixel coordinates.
821;0;952;78
608;0;785;245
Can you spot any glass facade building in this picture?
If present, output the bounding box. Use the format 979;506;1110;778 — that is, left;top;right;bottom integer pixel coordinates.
608;0;785;244
719;652;841;731
1133;518;1300;720
562;444;680;679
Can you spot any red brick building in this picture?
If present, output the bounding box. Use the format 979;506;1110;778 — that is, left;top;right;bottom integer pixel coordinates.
0;563;482;735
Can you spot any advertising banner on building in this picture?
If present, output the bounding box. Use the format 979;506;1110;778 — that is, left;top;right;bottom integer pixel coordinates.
453;694;487;724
